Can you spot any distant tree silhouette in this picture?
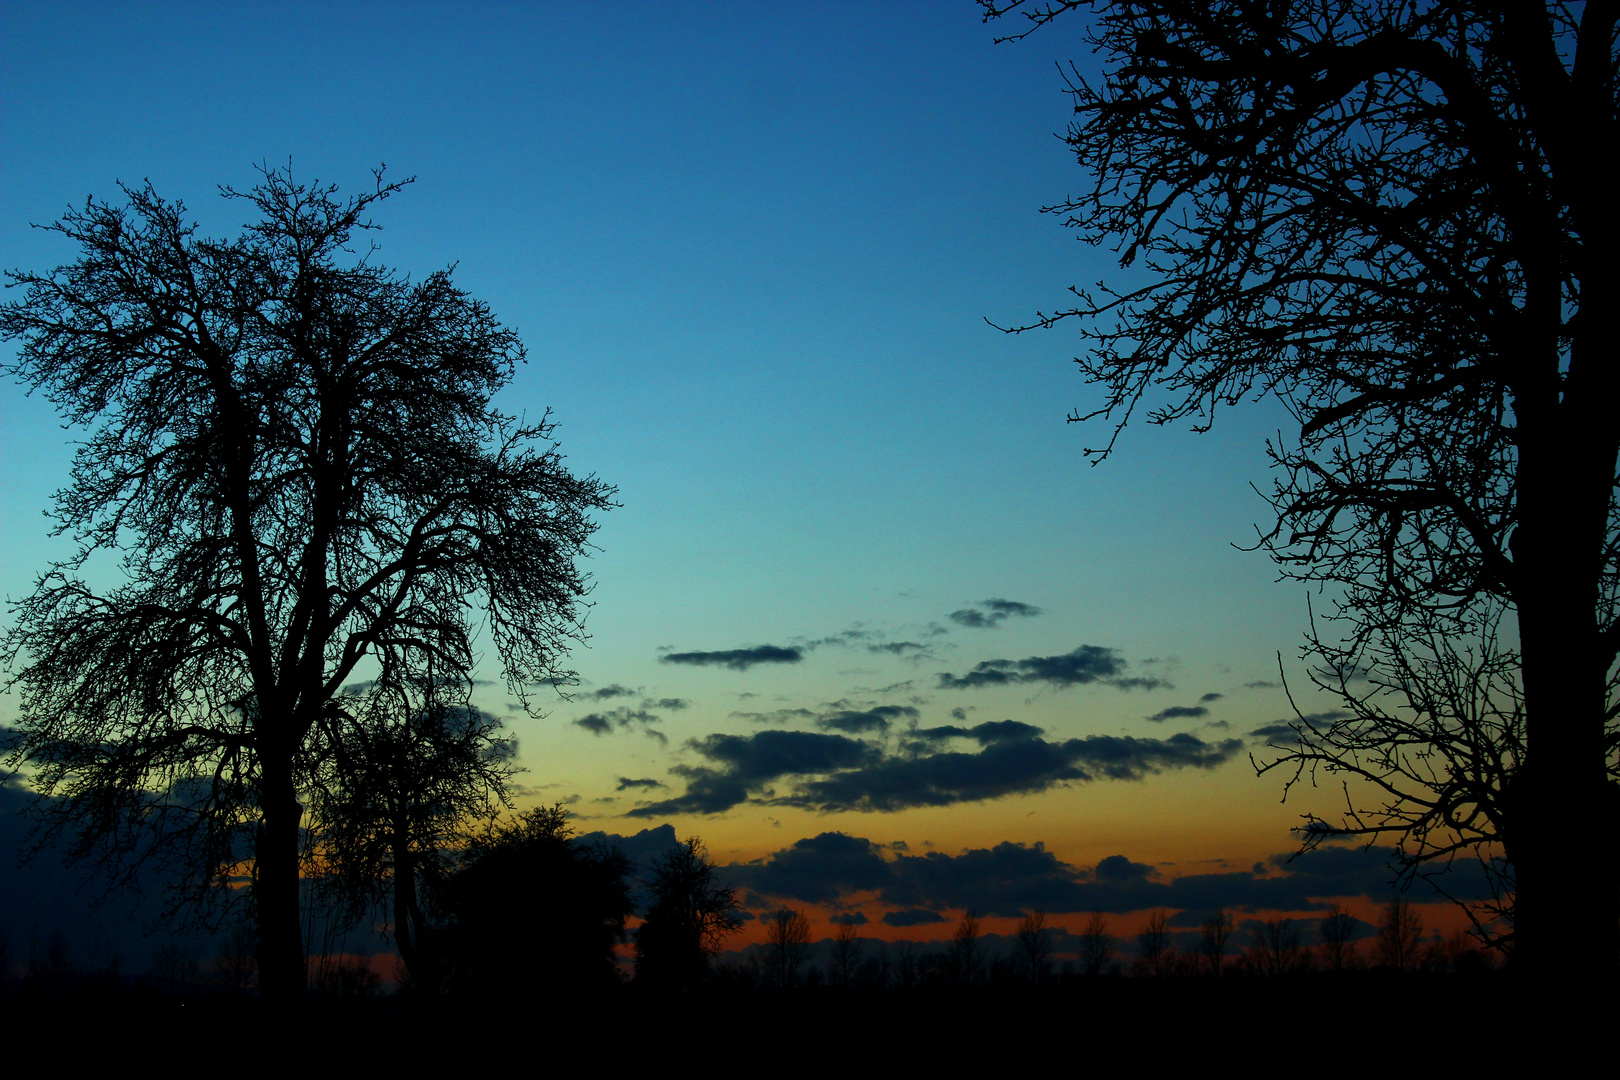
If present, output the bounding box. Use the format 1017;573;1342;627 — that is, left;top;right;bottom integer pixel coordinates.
1317;904;1360;973
949;909;984;984
1135;910;1172;978
1080;910;1114;976
439;805;632;997
1199;909;1234;977
764;907;814;990
1377;899;1425;972
634;837;740;991
0;165;615;1000
1251;916;1308;977
830;921;864;988
981;0;1620;979
1016;910;1053;982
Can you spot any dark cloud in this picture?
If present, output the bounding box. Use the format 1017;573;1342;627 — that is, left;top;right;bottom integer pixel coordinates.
817;705;919;734
828;911;869;926
661;645;804;671
1147;705;1209;723
949;707;970;721
1245;680;1281;690
1198;692;1225;703
632;714;1242;816
590;684;637;700
720;831;1452;920
937;645;1161;690
1250;712;1348;744
881;908;949;927
867;641;932;658
573;707;668;744
948;599;1044;630
616;777;667;791
784;732;1243;813
733;707;819;725
648;697;690;711
626;731;878;817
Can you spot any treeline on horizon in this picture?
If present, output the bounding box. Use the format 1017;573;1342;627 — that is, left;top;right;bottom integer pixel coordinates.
0;814;1502;1005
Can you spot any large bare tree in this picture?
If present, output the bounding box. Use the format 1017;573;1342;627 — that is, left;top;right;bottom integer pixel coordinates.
1;166;615;1000
983;0;1618;978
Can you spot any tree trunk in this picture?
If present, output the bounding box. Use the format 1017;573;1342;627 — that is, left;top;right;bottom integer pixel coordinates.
256;746;307;1003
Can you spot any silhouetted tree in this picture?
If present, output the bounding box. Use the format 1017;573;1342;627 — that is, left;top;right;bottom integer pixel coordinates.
1080;910;1114;976
949;909;984;984
1317;904;1360;973
830;921;864;988
764;907;814;990
1016;910;1053;982
1251;916;1308;977
1199;909;1234;977
634;836;740;991
307;674;518;992
0;165;615;1000
1377;899;1424;972
439;804;632;997
1135;909;1173;978
982;0;1619;978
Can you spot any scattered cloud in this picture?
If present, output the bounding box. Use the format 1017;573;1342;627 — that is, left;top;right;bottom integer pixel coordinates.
881;908;948;927
937;645;1166;691
627;722;1243;817
867;641;933;658
661;645;804;670
1146;705;1209;723
573;707;668;744
616;777;667;791
1244;680;1281;690
590;684;637;700
816;705;920;735
947;598;1043;630
1198;692;1225;703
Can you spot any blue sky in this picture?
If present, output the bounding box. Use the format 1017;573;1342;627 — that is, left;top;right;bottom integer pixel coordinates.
1;2;1412;949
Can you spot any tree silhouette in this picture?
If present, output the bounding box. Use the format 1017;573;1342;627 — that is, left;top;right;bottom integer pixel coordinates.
764;907;814;990
0;165;615;1000
1317;903;1360;973
634;836;740;991
1135;909;1172;978
1080;910;1114;976
982;0;1619;978
1377;898;1424;972
830;921;864;988
1016;910;1053;982
307;673;518;992
438;805;633;997
1199;909;1234;977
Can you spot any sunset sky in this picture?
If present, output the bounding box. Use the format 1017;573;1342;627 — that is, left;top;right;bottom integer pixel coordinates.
0;2;1456;959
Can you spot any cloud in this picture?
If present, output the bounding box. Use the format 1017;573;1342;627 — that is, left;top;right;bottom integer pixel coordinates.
648;698;690;711
719;832;1447;919
632;720;1243;817
573;707;668;744
881;908;948;927
828;911;870;926
867;641;933;658
947;598;1044;630
1198;692;1225;703
616;777;667;791
1244;680;1280;689
626;731;878;817
816;705;919;734
661;645;804;670
590;684;637;700
1146;705;1209;723
937;645;1165;690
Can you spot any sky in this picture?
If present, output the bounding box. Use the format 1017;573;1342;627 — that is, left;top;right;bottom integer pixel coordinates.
0;1;1461;965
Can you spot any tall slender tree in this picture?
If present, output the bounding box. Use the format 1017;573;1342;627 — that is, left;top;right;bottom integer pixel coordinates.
1;165;615;1000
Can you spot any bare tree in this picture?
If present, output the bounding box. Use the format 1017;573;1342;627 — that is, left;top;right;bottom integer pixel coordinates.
1135;909;1173;978
0;166;615;999
830;920;864;988
1252;916;1307;977
949;908;984;985
981;0;1620;979
764;907;813;990
1016;910;1053;983
1317;904;1359;973
1377;899;1424;972
1080;910;1114;976
1198;909;1234;977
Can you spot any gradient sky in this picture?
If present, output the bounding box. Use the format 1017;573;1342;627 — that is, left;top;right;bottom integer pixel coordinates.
0;2;1449;954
